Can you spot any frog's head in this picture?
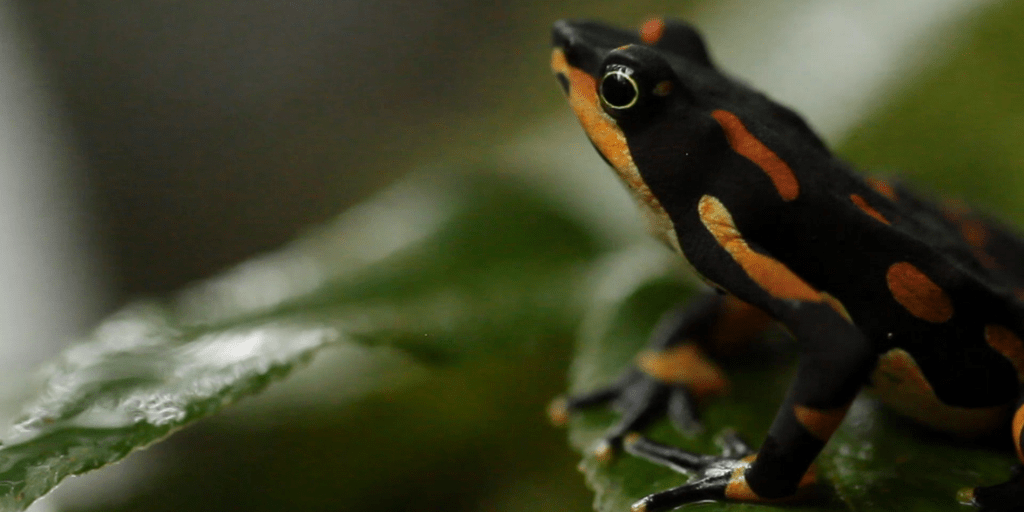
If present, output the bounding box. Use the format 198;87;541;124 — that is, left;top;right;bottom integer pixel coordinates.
551;18;829;206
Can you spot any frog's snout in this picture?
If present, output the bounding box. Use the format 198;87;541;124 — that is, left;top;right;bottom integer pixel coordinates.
550;20;578;94
551;19;574;50
550;19;606;77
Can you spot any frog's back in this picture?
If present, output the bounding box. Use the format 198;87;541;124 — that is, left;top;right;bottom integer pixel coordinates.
885;180;1024;291
792;172;1024;413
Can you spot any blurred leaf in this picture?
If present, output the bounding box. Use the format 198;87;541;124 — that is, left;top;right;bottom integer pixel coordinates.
0;166;600;511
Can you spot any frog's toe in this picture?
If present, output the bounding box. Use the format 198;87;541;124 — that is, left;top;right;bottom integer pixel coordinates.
630;473;732;512
667;387;703;435
548;371;637;426
602;375;670;441
716;429;752;458
624;431;752;473
555;367;707;453
624;433;820;508
554;365;717;464
623;434;751;511
964;468;1024;512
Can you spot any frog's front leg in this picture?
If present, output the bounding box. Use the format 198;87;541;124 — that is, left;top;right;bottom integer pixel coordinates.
549;292;770;456
627;301;875;510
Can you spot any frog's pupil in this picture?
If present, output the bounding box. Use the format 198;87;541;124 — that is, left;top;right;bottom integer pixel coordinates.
601;71;638;109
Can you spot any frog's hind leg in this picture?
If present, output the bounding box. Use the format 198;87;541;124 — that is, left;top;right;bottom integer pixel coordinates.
549;291;773;455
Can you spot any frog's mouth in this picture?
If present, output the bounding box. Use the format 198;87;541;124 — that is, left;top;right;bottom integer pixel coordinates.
550;47;625;169
550;37;660;204
550;20;645;180
550;20;682;254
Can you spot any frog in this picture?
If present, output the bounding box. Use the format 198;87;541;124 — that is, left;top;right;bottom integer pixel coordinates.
548;17;1024;512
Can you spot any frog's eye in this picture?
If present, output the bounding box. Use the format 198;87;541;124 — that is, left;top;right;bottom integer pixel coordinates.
599;66;639;110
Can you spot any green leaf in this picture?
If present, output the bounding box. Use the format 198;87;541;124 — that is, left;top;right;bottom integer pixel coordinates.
0;166;600;511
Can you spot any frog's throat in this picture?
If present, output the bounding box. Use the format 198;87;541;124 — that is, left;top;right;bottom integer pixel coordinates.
551;48;681;254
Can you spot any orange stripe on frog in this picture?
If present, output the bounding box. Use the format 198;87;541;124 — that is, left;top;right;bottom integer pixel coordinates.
639;18;666;44
793;404;850;441
886;262;954;323
636;344;729;398
870;348;1007;436
985;325;1024;382
550;48;682;253
866;177;897;201
820;292;853;323
698;195;819;301
1014;405;1024;464
943;201;999;269
707;296;774;355
723;456;816;502
711;110;799;201
849;194;890;224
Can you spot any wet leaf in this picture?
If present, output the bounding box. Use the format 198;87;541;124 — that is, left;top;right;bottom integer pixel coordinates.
0;166;600;511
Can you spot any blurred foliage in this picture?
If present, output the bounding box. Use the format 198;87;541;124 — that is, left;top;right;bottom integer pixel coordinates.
841;0;1024;223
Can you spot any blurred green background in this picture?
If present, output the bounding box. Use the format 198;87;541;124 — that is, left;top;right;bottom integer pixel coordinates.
4;0;1024;510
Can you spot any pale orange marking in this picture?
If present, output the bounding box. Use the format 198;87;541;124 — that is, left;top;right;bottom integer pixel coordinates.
985;325;1024;382
868;348;1009;436
639;18;666;45
707;295;774;355
636;344;728;398
551;49;682;253
942;203;998;268
943;198;969;213
546;397;569;426
725;468;761;501
957;487;977;506
551;49;636;192
849;193;890;224
699;195;819;301
971;248;1000;269
959;217;989;248
886;262;954;323
820;292;853;323
652;80;673;97
724;456;759;501
866;177;897;201
1014;405;1024;463
711;110;799;201
724;456;816;502
794;404;850;441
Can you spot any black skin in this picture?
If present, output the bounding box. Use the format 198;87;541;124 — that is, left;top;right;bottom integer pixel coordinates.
552;18;1024;511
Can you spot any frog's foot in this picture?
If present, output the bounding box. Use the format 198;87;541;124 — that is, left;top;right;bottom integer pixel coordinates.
549;343;729;459
625;431;753;511
548;368;704;459
625;432;816;511
961;465;1024;512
